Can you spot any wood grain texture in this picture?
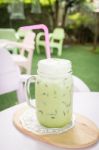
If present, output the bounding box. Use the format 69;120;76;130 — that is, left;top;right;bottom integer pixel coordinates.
13;107;99;149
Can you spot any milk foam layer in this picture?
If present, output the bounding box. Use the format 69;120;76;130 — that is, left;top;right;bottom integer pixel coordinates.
37;58;72;77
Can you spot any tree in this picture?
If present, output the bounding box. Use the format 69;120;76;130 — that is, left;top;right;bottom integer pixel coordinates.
48;0;86;29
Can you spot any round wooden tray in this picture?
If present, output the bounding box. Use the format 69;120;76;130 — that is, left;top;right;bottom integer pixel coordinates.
13;107;99;149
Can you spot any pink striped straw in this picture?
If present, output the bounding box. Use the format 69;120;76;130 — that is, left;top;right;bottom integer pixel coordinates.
20;24;51;58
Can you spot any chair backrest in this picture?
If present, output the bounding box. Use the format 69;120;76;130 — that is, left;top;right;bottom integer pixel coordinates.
20;31;35;56
17;28;32;39
9;31;35;74
52;28;65;40
0;28;17;41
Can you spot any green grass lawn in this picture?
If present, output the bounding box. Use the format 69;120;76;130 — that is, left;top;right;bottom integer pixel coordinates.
0;44;99;111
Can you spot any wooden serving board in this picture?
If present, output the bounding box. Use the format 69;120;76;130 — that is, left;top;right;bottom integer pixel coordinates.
13;106;99;149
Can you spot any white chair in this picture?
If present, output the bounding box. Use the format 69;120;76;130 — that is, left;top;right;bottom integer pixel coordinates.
0;28;19;54
11;31;36;74
0;28;17;41
73;75;90;92
16;28;32;40
36;28;65;56
0;48;27;103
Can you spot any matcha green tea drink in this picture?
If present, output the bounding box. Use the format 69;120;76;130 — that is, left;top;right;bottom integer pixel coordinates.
35;58;73;128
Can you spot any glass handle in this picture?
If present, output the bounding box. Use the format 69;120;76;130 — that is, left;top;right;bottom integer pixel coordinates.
25;75;37;108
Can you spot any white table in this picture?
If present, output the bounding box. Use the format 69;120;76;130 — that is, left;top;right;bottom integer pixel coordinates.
0;92;99;150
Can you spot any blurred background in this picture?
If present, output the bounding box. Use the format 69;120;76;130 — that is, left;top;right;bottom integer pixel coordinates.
0;0;97;43
0;0;99;110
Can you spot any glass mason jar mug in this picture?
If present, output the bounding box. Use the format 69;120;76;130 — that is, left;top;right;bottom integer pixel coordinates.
25;58;73;128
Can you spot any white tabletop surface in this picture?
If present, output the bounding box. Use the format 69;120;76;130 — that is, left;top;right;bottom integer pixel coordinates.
0;92;99;150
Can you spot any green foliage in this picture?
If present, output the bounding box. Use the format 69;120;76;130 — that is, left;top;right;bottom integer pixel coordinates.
65;1;96;42
66;0;85;8
67;11;95;29
0;0;56;5
40;0;56;5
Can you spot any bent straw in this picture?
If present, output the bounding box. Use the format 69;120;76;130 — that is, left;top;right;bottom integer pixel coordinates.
20;24;51;58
